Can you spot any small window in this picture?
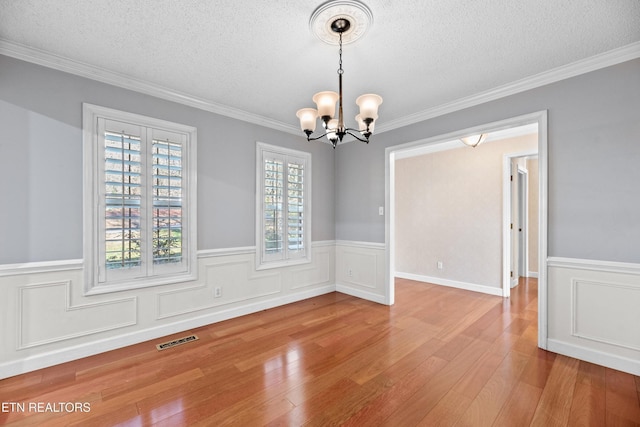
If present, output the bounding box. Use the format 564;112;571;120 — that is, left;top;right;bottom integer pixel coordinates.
256;142;311;269
83;104;197;294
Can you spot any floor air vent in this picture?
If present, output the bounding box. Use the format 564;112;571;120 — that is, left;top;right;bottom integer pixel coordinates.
156;334;199;351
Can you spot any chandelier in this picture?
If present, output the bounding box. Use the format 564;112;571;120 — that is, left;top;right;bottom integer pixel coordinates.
296;1;382;149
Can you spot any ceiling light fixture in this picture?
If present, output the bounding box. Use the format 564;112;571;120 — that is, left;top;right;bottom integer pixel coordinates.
460;134;488;147
297;1;382;149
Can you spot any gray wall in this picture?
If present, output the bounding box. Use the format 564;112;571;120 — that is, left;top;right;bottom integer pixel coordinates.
0;55;335;264
336;58;640;264
2;54;639;265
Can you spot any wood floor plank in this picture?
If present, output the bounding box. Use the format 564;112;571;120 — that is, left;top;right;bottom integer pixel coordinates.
530;355;580;426
492;381;543;427
519;349;557;389
451;338;512;400
460;303;507;338
300;376;390;426
567;361;606;426
511;323;540;356
416;389;474;426
454;350;531;426
382;337;492;426
375;337;446;383
340;356;450;427
605;367;640;424
434;295;502;342
349;319;438;385
1;278;639;426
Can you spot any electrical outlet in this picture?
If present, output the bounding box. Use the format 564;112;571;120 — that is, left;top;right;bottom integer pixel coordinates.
348;268;353;277
214;287;222;298
437;261;443;270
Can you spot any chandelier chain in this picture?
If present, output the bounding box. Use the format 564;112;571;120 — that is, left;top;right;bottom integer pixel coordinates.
338;31;344;75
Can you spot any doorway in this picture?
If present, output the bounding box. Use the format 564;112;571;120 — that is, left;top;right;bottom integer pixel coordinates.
385;111;548;348
518;167;528;279
504;152;537;297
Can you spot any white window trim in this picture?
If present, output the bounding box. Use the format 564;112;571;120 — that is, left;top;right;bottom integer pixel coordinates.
256;142;312;270
83;103;197;294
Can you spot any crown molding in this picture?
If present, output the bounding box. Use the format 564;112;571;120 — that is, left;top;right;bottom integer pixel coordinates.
2;38;639;137
0;39;300;136
376;41;640;134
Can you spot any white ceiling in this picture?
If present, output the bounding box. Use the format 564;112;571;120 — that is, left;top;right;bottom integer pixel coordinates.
1;0;639;135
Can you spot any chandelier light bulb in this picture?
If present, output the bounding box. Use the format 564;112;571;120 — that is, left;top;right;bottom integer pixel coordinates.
296;108;318;132
356;113;377;134
326;118;339;130
312;91;339;119
356;94;383;120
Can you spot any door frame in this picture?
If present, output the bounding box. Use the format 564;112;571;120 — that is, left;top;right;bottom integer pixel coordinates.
504;153;536;296
385;110;548;349
518;165;529;279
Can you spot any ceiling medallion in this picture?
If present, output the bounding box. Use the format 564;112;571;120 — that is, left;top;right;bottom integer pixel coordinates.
309;0;373;45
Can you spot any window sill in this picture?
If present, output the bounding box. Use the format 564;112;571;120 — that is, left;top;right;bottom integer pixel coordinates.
84;272;198;295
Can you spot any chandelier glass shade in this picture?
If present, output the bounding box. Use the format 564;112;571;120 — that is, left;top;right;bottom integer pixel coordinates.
296;17;382;148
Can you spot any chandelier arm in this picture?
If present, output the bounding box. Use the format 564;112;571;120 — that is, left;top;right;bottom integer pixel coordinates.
304;131;331;142
344;129;371;143
305;128;369;144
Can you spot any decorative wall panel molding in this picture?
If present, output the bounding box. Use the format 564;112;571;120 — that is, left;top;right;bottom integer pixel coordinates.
335;241;385;304
571;279;640;351
18;280;136;349
156;257;282;319
547;257;640;376
290;249;332;290
339;250;378;289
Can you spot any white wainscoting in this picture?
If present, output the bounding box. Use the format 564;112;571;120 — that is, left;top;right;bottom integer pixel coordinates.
18;280;137;349
0;242;335;379
4;251;639;378
335;241;387;304
547;257;640;376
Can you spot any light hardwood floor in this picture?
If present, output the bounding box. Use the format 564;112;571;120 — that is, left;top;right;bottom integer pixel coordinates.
1;277;639;426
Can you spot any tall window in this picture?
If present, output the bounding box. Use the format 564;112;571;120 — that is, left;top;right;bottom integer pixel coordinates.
256;142;311;269
83;104;197;294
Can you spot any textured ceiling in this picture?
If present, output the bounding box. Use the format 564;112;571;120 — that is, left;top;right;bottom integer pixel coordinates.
1;0;639;134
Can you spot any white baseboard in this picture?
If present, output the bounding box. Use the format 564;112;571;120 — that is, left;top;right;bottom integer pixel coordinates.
0;285;335;379
526;271;539;278
547;339;640;376
336;284;387;305
396;272;503;297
